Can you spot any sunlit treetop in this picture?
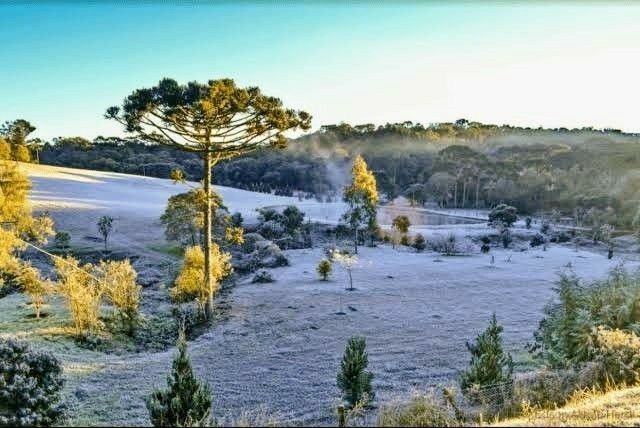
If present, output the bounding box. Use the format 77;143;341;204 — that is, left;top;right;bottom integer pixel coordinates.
106;78;312;159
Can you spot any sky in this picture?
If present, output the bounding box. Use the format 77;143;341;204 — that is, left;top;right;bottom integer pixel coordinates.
1;1;639;140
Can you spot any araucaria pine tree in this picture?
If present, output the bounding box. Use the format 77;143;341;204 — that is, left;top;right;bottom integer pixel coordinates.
342;155;379;254
337;336;374;408
459;313;513;401
146;333;213;427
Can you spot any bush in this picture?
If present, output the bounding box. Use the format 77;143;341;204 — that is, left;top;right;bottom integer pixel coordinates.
146;333;212;427
337;336;374;408
100;260;141;335
500;229;512;248
460;313;513;405
525;217;532;229
481;244;490;254
252;270;274;284
54;256;104;335
488;204;517;228
18;264;53;319
530;233;546;247
587;327;640;387
377;393;459;427
0;338;64;426
53;231;71;250
412;234;426;252
400;235;410;246
317;259;332;281
540;221;550;234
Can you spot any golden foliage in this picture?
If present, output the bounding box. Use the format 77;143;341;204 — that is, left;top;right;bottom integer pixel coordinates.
344;155;379;206
100;259;141;332
18;263;53;319
225;226;244;245
171;244;232;314
54;256;103;334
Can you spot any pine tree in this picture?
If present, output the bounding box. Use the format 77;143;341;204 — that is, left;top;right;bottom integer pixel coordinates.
412;233;426;252
317;259;332;281
459;313;513;401
337;336;374;408
146;333;212;427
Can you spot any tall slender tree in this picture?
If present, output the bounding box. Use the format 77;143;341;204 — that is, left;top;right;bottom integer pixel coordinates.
107;78;311;318
342;155;378;253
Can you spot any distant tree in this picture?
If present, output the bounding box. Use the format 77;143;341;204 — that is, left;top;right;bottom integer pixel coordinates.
412;233;426;252
317;259;332;281
146;332;212;427
488;204;517;228
171;245;232;316
54;231;71;251
0;338;64;427
525;217;532;229
337;336;374;408
18;264;53;319
1;119;36;163
391;215;411;249
331;249;358;291
460;313;513;403
343;155;379;253
97;215;114;251
107;77;311;319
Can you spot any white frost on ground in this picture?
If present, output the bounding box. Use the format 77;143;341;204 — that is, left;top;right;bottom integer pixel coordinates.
19;163;640;425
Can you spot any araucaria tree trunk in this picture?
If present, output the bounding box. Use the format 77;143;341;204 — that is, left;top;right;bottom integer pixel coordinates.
202;151;214;318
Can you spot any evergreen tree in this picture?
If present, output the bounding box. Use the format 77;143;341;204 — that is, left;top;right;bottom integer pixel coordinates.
412;233;426;252
342;155;379;253
0;338;64;427
317;259;332;281
146;333;212;427
97;215;114;251
337;336;374;408
459;313;513;399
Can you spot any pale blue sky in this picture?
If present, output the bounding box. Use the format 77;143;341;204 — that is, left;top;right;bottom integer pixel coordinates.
1;1;639;139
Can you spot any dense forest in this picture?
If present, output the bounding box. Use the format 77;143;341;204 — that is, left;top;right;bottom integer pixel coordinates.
3;118;640;228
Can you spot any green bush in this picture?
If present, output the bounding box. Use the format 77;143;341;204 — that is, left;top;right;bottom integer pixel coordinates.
0;338;64;427
146;333;212;427
460;313;513;406
316;259;332;281
337;336;374;408
412;233;426;252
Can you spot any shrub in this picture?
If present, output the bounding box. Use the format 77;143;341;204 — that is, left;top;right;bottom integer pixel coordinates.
100;260;141;335
587;327;640;387
230;212;243;227
0;338;64;426
460;313;513;405
525;217;532;229
540;221;550;235
171;245;232;316
54;256;104;335
252;270;274;284
377;392;459;427
488;204;517;228
500;229;512;249
146;333;212;427
509;369;579;413
18;264;53;319
481;244;490;254
337;336;374;408
530;233;546;247
317;259;332;281
400;235;410;246
53;231;71;250
412;233;426;252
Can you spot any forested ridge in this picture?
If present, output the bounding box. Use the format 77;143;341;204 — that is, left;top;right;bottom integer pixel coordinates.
4;118;640;228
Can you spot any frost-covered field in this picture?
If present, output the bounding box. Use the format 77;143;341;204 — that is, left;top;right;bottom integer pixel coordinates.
20;164;640;425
